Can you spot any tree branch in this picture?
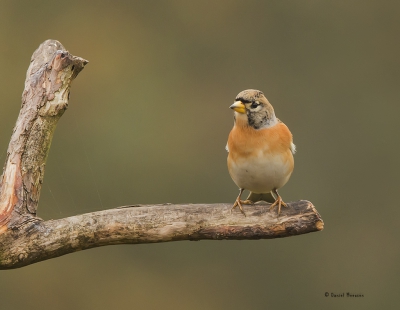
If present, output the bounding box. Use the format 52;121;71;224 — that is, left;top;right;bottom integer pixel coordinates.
0;40;324;269
0;40;87;230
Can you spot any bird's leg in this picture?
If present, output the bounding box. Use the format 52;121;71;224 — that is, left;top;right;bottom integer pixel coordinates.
269;189;288;216
231;188;251;216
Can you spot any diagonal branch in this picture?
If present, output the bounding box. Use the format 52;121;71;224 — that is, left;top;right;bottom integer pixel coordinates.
0;40;87;230
0;40;324;269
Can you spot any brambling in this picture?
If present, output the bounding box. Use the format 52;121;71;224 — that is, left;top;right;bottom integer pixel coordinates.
226;89;296;216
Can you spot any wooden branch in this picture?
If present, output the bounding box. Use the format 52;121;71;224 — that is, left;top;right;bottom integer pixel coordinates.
0;201;322;269
0;40;324;269
0;40;87;230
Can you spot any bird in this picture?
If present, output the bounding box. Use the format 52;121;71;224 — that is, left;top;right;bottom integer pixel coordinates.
226;89;296;216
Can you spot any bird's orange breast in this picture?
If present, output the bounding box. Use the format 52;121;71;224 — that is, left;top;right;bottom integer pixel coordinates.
227;119;294;162
227;119;294;192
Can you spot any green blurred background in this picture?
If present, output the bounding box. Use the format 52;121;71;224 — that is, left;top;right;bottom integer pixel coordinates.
0;0;399;309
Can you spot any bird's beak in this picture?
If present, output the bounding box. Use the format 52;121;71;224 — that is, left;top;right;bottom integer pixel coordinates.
230;101;246;114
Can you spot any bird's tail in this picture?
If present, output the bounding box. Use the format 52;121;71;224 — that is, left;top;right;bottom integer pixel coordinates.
246;192;275;203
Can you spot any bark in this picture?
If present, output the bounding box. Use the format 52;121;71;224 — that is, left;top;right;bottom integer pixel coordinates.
0;40;87;230
0;40;324;269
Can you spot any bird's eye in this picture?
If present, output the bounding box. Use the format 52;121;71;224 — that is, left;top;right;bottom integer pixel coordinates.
250;101;259;109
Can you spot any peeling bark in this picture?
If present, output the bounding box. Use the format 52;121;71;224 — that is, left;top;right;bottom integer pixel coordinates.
0;40;87;229
0;40;324;269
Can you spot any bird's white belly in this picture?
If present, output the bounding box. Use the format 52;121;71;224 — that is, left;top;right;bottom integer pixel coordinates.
229;152;292;193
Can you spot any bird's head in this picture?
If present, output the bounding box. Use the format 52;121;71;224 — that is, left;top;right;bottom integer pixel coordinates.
230;89;277;129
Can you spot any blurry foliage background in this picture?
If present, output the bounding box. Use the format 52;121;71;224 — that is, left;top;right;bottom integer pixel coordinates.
0;1;399;309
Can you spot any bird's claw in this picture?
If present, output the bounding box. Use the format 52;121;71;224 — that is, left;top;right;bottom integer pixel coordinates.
269;197;288;216
231;199;253;217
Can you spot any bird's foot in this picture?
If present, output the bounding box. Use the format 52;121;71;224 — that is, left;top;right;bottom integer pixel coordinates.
231;199;253;217
269;196;288;216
